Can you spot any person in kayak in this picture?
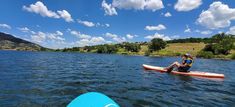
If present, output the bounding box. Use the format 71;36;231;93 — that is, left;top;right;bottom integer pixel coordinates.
165;53;193;73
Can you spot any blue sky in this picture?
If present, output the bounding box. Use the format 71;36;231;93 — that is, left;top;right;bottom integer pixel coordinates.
0;0;235;49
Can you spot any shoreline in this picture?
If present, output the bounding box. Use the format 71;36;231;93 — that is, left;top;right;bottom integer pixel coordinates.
0;49;234;60
118;52;233;60
60;50;235;60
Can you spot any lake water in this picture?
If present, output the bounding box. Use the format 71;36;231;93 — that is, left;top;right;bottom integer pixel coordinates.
0;51;235;107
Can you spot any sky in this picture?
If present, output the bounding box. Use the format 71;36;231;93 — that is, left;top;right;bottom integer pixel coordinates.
0;0;235;49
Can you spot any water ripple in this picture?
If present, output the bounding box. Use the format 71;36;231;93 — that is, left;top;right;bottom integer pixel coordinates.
0;51;235;107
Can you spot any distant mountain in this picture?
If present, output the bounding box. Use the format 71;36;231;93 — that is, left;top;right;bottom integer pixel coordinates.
0;32;48;51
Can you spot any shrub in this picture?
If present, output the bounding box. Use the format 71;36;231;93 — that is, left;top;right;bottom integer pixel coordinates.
197;51;214;59
148;38;167;52
123;42;141;52
144;50;151;56
203;43;214;52
203;33;234;55
97;45;118;54
175;52;182;56
231;53;235;59
97;46;108;53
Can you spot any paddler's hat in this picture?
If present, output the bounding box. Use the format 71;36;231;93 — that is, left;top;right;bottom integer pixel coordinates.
183;53;193;59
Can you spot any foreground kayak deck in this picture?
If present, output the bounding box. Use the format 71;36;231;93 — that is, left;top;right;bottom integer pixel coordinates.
67;92;119;107
143;64;225;78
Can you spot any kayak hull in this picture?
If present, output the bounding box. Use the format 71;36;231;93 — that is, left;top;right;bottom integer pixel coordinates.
143;64;225;78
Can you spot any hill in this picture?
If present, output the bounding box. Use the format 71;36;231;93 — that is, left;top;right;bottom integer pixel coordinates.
60;33;235;59
0;32;47;51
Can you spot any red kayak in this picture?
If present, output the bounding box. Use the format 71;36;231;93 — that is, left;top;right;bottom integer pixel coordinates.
143;64;225;78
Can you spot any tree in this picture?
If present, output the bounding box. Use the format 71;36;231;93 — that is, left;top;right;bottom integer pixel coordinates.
97;44;118;53
106;45;118;53
203;33;234;55
97;45;108;53
123;42;141;52
148;38;167;52
212;39;234;55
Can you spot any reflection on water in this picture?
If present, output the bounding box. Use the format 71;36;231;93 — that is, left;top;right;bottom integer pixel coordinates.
0;51;235;107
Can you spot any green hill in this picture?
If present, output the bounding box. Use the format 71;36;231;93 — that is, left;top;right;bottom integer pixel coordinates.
0;32;47;51
60;33;235;59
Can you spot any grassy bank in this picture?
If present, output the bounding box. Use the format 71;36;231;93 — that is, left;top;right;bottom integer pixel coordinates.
60;33;235;59
152;43;206;57
67;42;234;59
115;43;205;56
61;43;235;59
126;43;234;59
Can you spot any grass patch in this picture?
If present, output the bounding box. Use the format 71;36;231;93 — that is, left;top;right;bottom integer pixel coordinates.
71;42;235;59
162;43;205;56
231;53;235;59
149;43;205;56
196;51;214;59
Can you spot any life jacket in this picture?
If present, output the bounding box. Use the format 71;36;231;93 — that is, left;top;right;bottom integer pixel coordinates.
182;57;193;67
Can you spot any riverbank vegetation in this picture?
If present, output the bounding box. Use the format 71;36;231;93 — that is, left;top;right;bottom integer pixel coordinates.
60;33;235;59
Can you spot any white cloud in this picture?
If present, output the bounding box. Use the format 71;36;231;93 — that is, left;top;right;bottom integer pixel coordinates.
17;29;66;49
126;34;138;39
31;31;47;43
96;23;111;28
184;25;191;33
77;20;110;28
18;27;30;32
112;0;164;11
47;33;65;41
144;0;165;11
105;32;118;38
112;0;145;10
70;31;79;37
23;1;60;18
102;0;118;16
23;1;73;22
18;27;36;34
70;30;91;39
31;31;65;43
227;26;235;35
105;32;126;42
145;24;166;31
145;33;171;41
201;30;212;35
197;1;235;29
126;34;133;39
0;24;11;29
57;10;74;22
76;39;90;47
76;37;106;47
102;0;164;15
56;31;63;36
105;24;110;27
195;29;212;35
164;12;172;17
113;37;126;42
79;34;92;39
174;0;202;11
90;37;106;43
77;19;95;27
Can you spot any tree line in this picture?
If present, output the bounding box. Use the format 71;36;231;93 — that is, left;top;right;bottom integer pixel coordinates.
197;33;235;58
60;33;235;58
60;42;142;53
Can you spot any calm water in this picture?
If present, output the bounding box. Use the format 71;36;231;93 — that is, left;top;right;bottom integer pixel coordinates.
0;51;235;107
